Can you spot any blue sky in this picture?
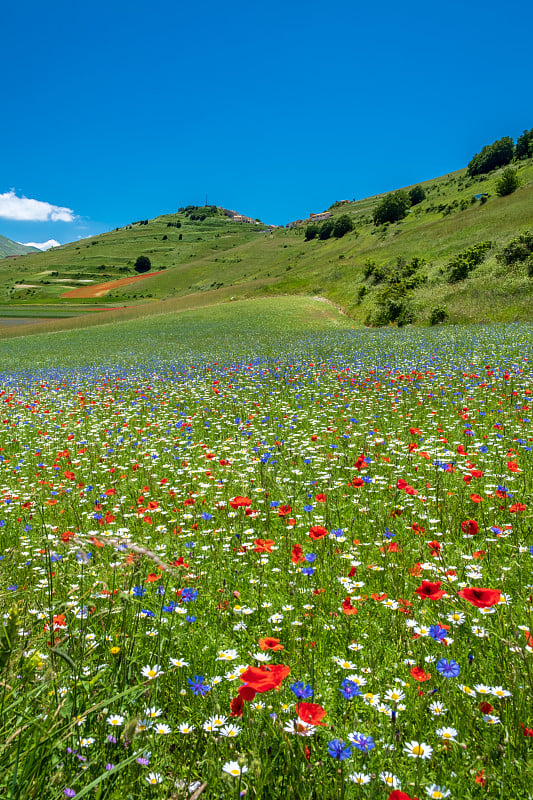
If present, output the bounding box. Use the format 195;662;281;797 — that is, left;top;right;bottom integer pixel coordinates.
1;0;532;247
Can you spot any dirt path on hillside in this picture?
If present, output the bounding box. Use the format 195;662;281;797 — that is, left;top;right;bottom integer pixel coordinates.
61;270;164;298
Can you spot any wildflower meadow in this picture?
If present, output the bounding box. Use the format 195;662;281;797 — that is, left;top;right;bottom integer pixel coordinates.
1;316;532;800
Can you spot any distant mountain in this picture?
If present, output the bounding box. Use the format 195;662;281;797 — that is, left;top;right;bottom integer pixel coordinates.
0;235;39;257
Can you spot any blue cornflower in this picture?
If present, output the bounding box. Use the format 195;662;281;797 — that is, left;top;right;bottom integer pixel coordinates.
200;512;213;521
327;738;351;760
529;545;533;556
330;528;344;538
162;602;176;613
305;553;317;563
132;585;146;597
303;504;313;512
181;588;198;602
436;658;461;678
185;615;196;623
429;624;448;641
187;675;210;696
270;501;280;508
302;567;315;576
290;681;313;699
339;679;361;700
349;732;375;752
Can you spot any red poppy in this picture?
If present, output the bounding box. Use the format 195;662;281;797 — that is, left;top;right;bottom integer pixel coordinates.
342;597;358;615
354;454;366;470
291;544;305;564
352;477;364;487
470;493;484;503
461;519;479;536
229;695;244;717
295;702;327;725
427;540;441;556
230;496;251;509
253;538;275;553
278;504;292;517
509;502;527;513
388;792;420;800
315;493;327;502
309;525;329;540
238;664;290;701
478;701;493;714
507;460;520;472
258;637;284;651
458;587;501;608
410;666;431;682
415;580;446;600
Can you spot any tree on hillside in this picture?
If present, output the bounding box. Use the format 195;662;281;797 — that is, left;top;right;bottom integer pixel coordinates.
515;129;533;160
467;136;514;176
305;223;319;241
134;255;151;273
318;219;334;240
373;190;410;225
333;214;354;238
408;185;426;206
496;167;519;197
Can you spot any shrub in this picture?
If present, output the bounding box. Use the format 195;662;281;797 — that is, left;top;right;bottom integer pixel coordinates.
134;255;151;273
498;231;533;266
373;191;410;225
318;220;334;240
447;242;492;283
496;167;519;197
305;224;319;241
409;185;426;206
429;306;448;325
332;214;354;238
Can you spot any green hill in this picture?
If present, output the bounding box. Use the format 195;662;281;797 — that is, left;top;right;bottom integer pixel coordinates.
0;234;38;257
1;158;532;331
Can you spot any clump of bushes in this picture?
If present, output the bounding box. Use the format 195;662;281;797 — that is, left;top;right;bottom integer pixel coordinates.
429;305;448;325
447;242;492;283
498;230;533;276
305;214;354;241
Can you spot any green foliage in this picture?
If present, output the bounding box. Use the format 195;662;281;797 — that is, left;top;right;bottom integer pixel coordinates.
467;136;514;176
134;255;151;274
318;219;334;240
498;230;533;267
447;241;492;283
496;167;519;196
373;190;410;225
408;185;426;205
332;214;354;238
304;223;319;241
515;128;533;160
429;305;448;325
369;256;425;325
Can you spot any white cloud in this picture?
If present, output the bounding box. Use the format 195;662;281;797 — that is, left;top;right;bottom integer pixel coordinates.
23;239;61;251
0;190;75;222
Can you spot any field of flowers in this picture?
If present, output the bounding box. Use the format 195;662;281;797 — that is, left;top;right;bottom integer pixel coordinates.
1;316;532;800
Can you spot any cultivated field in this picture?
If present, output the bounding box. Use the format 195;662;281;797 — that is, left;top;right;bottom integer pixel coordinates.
1;300;532;799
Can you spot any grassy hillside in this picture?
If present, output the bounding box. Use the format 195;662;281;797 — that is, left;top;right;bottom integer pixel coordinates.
0;234;38;257
1;159;532;332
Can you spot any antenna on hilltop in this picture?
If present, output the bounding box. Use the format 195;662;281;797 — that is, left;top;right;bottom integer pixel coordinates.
205;194;208;207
